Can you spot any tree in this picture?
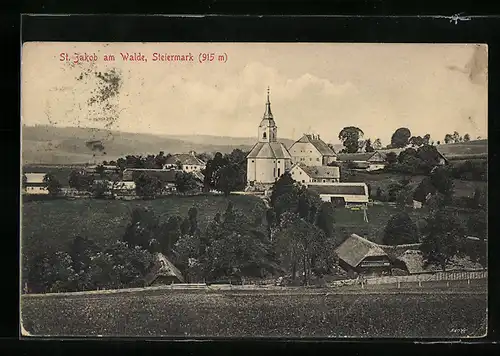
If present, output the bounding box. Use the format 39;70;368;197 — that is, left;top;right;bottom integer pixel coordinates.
214;163;244;196
122;207;162;251
383;212;419;245
467;210;487;240
24;251;77;293
174;172;199;194
416;145;442;172
391;127;411;148
269;171;296;211
430;167;454;204
175;160;183;170
373;138;382;150
43;173;62;196
444;134;453;144
420;209;466;271
385;152;398;165
365;138;374;153
203;152;228;191
95;164;106;178
423;134;431;145
68;169;94;191
338;126;364;153
409;136;424;147
134;172;162;199
452;131;460;143
397;148;418;164
436;140;441;145
463;133;471;142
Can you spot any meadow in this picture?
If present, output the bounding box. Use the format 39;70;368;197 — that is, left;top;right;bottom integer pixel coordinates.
21;286;487;338
21;194;265;257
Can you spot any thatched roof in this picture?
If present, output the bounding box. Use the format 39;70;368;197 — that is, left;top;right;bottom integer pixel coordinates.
335;234;389;268
144;253;184;286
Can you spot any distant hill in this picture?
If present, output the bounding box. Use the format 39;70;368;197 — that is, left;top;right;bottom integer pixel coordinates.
21;125;299;165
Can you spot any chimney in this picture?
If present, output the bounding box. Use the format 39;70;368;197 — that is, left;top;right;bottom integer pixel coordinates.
189;150;196;156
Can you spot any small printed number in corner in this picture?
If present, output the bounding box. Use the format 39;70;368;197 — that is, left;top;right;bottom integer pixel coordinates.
450;328;468;334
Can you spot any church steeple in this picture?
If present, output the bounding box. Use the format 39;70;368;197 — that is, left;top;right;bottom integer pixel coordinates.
258;87;277;143
263;86;273;119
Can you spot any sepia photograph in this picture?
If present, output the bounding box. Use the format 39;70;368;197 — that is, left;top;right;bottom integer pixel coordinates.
20;42;488;338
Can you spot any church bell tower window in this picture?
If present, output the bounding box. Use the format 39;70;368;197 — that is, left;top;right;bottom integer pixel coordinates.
263;132;267;139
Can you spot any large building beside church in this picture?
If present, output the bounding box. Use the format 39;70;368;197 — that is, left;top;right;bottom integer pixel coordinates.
246;89;292;187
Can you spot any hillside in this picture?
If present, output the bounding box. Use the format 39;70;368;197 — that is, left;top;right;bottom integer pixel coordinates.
22;125;297;165
437;140;488;158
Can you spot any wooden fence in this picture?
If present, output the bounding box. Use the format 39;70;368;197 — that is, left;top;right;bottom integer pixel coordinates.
329;269;487;287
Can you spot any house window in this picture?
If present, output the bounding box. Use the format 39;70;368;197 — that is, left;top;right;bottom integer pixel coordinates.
263;132;267;139
310;158;312;161
251;160;254;163
302;180;305;183
322;179;326;182
273;168;276;177
316;158;320;161
278;161;280;163
277;168;281;176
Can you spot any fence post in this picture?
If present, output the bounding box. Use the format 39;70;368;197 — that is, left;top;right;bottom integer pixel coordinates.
418;281;421;287
397;281;400;289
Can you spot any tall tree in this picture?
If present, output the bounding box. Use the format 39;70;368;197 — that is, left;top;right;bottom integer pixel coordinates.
391;127;411;148
175;172;199;194
383;212;419;245
420;209;466;271
338;126;364;153
364;138;374;153
68;169;94;191
463;133;471;142
423;134;431;145
385;152;398;165
430;167;454;204
409;136;424;147
134;172;162;199
452;131;460;143
444;134;453;144
373;138;382;150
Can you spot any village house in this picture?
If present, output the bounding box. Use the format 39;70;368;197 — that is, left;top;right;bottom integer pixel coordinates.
164;151;207;173
246;88;293;188
335;234;392;277
23;173;48;195
289;163;340;184
122;168;204;193
337;152;387;171
143;253;185;286
305;182;369;208
288;133;337;166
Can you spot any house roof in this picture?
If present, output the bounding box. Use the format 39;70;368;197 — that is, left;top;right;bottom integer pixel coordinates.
336;234;389;268
292;134;336;156
165;154;206;166
247;142;292;159
396;249;484;274
144;253;185;285
337;153;376;162
24;173;45;184
294;163;340;179
306;183;367;196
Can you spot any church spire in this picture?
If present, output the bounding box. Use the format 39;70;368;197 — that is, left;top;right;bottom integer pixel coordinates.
263;86;273;119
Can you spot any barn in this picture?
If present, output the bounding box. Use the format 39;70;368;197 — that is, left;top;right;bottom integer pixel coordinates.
305;182;369;208
335;234;392;277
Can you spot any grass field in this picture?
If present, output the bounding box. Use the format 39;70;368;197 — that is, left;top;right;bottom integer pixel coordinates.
21;285;487;338
21;194;265;256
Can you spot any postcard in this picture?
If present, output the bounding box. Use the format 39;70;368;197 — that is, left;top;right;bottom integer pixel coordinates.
20;42;488;338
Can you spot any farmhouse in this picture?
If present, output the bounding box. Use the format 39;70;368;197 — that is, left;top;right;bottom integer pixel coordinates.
246;88;293;187
305;182;369;208
288;133;337;166
23;173;48;195
289;163;340;184
144;253;185;286
164;151;207;173
335;234;392;277
337;152;386;171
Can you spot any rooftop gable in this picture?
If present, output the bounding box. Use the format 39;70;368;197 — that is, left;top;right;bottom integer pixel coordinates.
336;234;388;268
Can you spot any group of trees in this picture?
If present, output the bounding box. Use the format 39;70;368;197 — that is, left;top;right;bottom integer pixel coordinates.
202;149;247;196
22;236;156;294
385;145;445;175
444;131;471;144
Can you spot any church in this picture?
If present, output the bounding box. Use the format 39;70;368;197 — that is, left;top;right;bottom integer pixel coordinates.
246;88;292;188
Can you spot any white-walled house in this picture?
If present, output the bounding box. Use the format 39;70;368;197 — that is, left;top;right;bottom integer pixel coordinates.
337;152;386;171
288;134;337;166
164;152;207;173
305;182;369;208
23;173;48;195
246;89;293;186
289;163;340;184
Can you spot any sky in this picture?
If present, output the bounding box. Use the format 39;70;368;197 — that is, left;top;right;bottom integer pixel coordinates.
21;42;488;145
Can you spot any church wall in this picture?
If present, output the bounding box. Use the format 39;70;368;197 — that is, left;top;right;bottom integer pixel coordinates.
255;158;279;184
289;142;323;166
247;158;257;183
